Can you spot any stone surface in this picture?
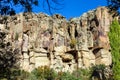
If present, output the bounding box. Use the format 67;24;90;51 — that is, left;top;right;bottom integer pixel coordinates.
0;7;113;72
95;49;112;65
61;54;74;62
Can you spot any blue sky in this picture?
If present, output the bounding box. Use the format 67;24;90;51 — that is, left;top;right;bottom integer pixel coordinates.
33;0;107;19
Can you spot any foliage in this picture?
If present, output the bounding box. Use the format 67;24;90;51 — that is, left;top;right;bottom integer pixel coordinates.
107;0;120;18
108;19;120;80
28;66;91;80
57;71;79;80
107;0;120;10
18;70;31;80
70;38;77;48
90;64;106;80
15;32;19;40
31;66;57;80
0;0;38;15
0;0;64;15
72;68;90;80
1;65;113;80
0;30;20;80
91;64;106;72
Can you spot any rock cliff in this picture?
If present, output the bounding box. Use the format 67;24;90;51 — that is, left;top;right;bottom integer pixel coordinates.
0;7;113;72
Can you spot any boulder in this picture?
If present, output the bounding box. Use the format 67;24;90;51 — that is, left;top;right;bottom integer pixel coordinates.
61;54;74;62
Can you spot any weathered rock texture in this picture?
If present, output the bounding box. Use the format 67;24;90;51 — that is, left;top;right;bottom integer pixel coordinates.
0;7;112;72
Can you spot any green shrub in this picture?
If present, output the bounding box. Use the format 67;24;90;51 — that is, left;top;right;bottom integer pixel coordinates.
108;19;120;80
72;68;90;80
1;65;113;80
30;66;85;80
19;70;31;80
0;69;30;80
91;64;105;72
31;66;57;80
90;64;106;80
15;32;19;40
70;38;77;48
57;71;79;80
0;30;20;80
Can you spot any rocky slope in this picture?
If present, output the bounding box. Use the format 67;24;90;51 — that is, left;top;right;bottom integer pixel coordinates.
0;7;113;72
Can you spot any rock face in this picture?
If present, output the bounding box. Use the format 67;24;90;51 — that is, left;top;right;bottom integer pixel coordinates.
0;7;112;72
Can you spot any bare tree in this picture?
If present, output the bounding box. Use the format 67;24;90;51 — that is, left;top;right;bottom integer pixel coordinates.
107;0;120;14
0;0;64;15
43;0;64;14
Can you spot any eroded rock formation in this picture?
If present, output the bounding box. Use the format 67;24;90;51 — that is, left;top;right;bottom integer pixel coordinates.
0;7;112;72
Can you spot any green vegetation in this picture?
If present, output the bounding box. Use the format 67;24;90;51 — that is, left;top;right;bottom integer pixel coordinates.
109;19;120;80
0;65;113;80
70;38;77;48
90;64;106;80
15;32;19;40
107;0;120;12
0;30;20;80
31;66;57;80
72;68;90;80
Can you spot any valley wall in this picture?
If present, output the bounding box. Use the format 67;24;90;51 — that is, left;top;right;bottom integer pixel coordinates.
0;7;113;72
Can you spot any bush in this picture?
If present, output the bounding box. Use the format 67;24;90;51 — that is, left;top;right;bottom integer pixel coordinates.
31;66;57;80
1;65;113;80
0;30;20;80
90;64;106;80
72;68;90;80
70;38;77;48
15;32;19;40
18;70;31;80
108;19;120;80
57;71;79;80
30;66;85;80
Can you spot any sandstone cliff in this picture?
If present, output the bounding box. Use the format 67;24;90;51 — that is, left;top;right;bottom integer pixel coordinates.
0;7;113;72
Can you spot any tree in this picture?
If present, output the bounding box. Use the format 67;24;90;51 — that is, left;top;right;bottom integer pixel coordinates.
0;0;38;15
107;0;120;13
43;0;64;14
0;30;20;79
0;0;64;15
109;19;120;80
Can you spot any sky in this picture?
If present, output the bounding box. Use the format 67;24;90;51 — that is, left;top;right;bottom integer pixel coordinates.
33;0;107;19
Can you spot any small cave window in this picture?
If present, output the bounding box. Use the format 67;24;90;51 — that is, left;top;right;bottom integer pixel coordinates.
62;58;72;63
92;48;102;54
